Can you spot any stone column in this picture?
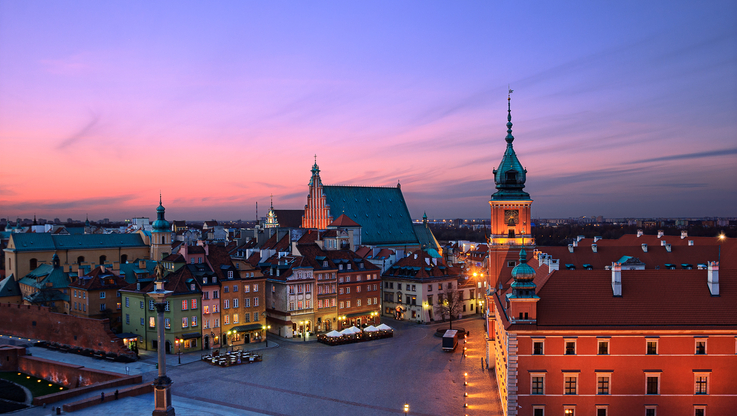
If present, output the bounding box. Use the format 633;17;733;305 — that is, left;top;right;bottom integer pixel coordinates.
152;301;175;416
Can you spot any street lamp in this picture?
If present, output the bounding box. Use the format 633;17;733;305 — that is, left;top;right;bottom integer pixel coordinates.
227;330;232;352
718;233;726;263
262;325;271;347
174;338;181;364
404;403;409;415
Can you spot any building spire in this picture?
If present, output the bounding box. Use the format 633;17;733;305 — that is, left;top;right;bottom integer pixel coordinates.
159;191;162;206
270;194;274;209
506;86;514;144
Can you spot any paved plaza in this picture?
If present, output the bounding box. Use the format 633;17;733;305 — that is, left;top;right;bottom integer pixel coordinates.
9;317;502;415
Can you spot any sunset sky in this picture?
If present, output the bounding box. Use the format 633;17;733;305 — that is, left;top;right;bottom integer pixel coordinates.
1;1;735;221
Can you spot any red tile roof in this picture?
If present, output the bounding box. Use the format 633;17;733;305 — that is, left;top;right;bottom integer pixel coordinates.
497;268;736;330
329;214;360;227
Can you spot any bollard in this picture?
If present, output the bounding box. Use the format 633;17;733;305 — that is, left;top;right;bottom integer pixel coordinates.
101;392;105;402
56;406;61;415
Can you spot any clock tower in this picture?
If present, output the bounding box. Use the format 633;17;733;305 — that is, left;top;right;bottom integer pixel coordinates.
487;92;534;289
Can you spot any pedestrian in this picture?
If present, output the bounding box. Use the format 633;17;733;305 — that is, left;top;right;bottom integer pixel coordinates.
481;357;484;370
115;389;119;400
101;392;105;402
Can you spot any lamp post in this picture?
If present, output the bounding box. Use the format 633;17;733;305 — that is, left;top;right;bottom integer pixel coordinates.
404;403;409;415
148;265;175;416
174;339;181;364
718;233;726;263
300;321;307;342
262;325;271;347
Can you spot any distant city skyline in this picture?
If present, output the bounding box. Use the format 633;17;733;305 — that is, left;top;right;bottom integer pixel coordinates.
1;1;736;220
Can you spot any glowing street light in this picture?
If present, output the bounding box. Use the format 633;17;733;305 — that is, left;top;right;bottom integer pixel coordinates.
404;403;409;415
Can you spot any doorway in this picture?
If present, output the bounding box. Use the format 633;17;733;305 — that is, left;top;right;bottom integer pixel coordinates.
204;336;209;350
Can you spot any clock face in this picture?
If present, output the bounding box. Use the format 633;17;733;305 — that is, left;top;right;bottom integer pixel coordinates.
504;210;519;226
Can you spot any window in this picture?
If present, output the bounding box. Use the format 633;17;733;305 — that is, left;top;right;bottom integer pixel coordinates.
507;261;516;267
182;300;188;310
214;318;219;327
271;285;275;293
165;301;170;311
125;314;130;324
531;375;544;395
254;297;259;306
694;407;706;416
597;375;610;394
149;300;155;310
97;303;106;312
564;375;577;394
646;374;659;395
318;299;323;308
533;408;544;416
357;299;361;307
695;339;707;355
224;315;230;325
233;298;239;308
647;339;658;354
244;298;250;308
428;284;432;292
233;313;238;324
254;312;259;321
533;340;544;355
346;287;350;294
357;286;361;293
694;373;709;394
182;317;188;328
224;299;229;309
565;340;576;355
140;317;144;326
228;271;233;279
125;297;129;308
191;299;197;309
289;302;294;311
149;316;156;328
253;284;258;292
598;340;609;355
213;290;219;299
645;408;656;416
203;292;209;300
339;288;344;295
346;300;351;308
233;284;238;292
224;286;229;293
596;408;607;416
204;305;210;314
100;291;106;299
447;282;453;290
339;301;344;309
140;301;144;309
244;285;250;293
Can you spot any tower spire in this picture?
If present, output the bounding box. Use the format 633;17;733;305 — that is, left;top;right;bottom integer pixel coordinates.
506;86;514;144
159;191;162;206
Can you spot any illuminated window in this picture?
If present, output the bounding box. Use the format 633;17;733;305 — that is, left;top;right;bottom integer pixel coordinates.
253;284;258;292
598;340;609;355
695;339;707;355
694;373;709;394
563;407;575;416
646;340;658;355
165;318;170;329
244;285;250;293
191;299;197;309
191;316;197;326
149;317;155;328
233;314;238;324
564;374;578;394
182;300;188;310
531;374;544;395
224;315;229;325
182;317;188;328
533;340;544;355
204;306;209;315
646;373;660;395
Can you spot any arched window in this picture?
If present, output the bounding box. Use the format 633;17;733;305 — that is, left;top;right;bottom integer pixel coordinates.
162;236;166;244
29;258;38;270
99;255;107;264
77;256;85;264
120;254;128;264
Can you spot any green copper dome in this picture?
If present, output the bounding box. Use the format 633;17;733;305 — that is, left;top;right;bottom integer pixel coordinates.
511;249;535;281
152;195;171;232
492;96;530;201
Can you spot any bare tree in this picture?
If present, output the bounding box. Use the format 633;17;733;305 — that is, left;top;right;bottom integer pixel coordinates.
434;288;464;330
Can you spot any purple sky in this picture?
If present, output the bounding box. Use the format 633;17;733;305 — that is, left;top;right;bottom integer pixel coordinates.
1;1;735;221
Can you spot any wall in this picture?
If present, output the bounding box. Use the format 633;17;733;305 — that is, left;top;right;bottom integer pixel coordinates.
0;303;132;356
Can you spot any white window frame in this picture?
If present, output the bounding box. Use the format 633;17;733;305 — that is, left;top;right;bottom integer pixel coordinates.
645;372;660;395
564;338;577;355
596;372;611;395
563;373;579;395
646;339;658;355
695;338;707;355
694;406;706;416
645;405;657;416
597;339;610;355
694;372;710;395
595;406;608;416
530;372;545;395
532;339;545;355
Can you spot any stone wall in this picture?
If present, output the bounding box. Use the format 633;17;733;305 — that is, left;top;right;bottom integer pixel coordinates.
0;303;131;356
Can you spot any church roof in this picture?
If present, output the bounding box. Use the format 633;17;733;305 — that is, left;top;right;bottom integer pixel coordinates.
0;276;21;298
322;185;418;246
8;233;147;252
412;223;440;251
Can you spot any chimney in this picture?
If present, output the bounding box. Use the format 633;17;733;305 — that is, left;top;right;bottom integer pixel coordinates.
577;235;585;243
708;261;719;296
548;258;559;273
637;229;643;237
641;243;648;252
657;230;664;238
611;262;622;297
591;244;598;252
688;240;694;246
665;244;672;252
276;267;280;277
660;240;666;246
681;230;688;239
594;236;602;243
572;240;578;247
568;244;574;253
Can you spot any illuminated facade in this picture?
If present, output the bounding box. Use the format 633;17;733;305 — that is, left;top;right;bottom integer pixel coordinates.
301;158;333;230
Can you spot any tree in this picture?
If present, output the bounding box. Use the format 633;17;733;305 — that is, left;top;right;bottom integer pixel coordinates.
434;287;464;330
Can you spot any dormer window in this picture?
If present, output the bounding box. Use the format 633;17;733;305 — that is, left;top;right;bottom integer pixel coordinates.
505;171;517;182
228;271;233;279
323;260;328;268
347;264;351;270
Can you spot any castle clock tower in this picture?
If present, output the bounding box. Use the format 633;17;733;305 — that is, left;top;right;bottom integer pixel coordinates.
487;92;534;290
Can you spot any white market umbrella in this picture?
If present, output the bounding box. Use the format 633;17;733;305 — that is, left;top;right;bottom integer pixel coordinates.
377;323;393;331
326;330;343;338
364;325;379;332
